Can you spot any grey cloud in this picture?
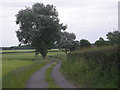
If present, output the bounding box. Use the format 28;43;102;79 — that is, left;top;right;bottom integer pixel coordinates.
0;2;34;8
0;0;118;46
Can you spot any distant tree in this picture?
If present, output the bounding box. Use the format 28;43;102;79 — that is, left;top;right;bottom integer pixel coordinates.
16;3;66;58
106;30;120;45
70;40;80;51
57;31;76;54
95;37;107;47
80;39;91;48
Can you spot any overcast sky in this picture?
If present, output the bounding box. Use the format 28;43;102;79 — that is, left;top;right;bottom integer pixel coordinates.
0;0;118;47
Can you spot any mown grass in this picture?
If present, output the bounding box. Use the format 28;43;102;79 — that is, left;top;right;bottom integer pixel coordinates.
60;45;119;88
45;58;61;88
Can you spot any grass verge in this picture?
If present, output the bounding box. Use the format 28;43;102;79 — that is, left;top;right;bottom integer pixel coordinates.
3;60;47;88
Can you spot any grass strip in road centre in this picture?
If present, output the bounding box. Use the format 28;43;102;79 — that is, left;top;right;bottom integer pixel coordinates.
45;58;61;88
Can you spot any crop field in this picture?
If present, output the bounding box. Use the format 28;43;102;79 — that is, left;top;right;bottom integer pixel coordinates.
2;50;38;77
2;49;65;88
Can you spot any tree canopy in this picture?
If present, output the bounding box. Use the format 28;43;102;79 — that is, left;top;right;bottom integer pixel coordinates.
16;3;66;58
56;31;76;54
80;39;91;48
106;30;120;45
95;37;108;47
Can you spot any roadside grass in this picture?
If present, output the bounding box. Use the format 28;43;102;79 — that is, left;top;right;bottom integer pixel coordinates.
45;58;61;88
3;60;47;88
2;50;50;88
59;45;118;88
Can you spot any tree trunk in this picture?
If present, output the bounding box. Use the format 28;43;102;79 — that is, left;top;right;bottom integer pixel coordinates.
42;55;46;59
65;49;67;54
35;52;39;57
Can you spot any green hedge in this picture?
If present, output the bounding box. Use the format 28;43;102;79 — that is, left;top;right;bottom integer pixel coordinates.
61;45;119;88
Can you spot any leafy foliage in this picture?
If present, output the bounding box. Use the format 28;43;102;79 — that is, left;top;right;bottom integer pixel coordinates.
56;31;76;54
61;45;118;88
16;3;66;58
106;30;120;45
69;40;80;51
80;39;91;48
95;37;108;47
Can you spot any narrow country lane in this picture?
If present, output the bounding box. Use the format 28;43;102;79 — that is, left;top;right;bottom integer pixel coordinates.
26;57;78;89
51;58;77;88
26;62;53;88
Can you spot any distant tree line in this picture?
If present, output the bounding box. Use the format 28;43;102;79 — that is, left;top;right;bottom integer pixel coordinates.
53;30;120;54
3;30;119;54
95;30;120;46
2;45;35;50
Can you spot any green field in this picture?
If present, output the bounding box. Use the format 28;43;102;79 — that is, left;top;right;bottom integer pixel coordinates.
2;50;45;88
1;49;60;53
2;49;65;88
2;51;39;77
2;45;118;88
2;49;65;77
3;60;33;77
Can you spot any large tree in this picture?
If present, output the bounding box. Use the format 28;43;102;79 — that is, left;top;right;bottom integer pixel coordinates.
16;3;66;58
